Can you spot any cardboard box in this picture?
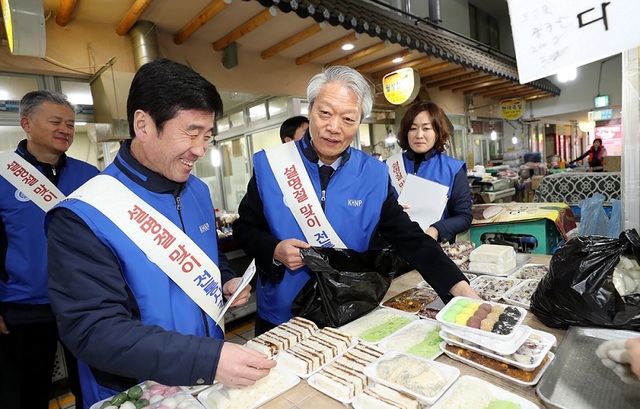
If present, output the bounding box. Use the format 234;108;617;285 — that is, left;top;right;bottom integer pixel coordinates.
604;156;621;172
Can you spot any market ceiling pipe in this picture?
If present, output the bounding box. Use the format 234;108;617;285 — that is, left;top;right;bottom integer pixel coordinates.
428;0;442;24
129;20;160;70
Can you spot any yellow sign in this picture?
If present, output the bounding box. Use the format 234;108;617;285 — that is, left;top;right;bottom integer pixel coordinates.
0;0;14;53
499;98;525;120
0;0;46;57
382;68;420;105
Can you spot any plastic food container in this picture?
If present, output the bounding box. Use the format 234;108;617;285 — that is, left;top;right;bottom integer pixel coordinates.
430;375;539;409
377;319;443;360
339;308;419;344
502;279;540;309
363;351;459;405
508;263;549;280
435;296;528;341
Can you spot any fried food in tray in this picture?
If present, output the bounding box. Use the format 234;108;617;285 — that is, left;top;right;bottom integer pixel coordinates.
382;287;439;314
443;344;550;384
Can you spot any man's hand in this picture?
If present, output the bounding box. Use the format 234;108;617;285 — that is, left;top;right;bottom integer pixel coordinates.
274;239;310;270
426;226;439;241
596;338;640;383
215;343;277;387
449;280;482;300
0;314;8;335
223;278;252;307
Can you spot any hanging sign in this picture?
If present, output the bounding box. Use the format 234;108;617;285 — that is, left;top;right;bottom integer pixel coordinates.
507;0;640;84
382;68;420;105
499;98;525;120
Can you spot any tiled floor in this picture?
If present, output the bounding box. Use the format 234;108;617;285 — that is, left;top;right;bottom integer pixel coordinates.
48;304;257;409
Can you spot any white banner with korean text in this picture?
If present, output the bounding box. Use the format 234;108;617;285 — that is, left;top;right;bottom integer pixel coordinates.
507;0;640;84
386;153;407;194
0;150;65;212
264;142;346;249
68;174;225;327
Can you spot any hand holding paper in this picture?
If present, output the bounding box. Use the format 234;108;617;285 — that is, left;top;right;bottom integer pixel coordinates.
217;259;256;320
397;174;449;231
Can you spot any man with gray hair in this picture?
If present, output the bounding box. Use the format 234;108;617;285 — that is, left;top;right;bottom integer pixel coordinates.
234;66;479;335
0;90;99;408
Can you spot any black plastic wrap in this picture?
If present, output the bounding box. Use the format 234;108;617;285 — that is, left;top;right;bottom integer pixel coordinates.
530;229;640;329
291;247;400;328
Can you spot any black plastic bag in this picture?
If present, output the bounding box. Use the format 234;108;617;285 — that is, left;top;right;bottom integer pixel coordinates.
530;229;640;330
291;247;399;328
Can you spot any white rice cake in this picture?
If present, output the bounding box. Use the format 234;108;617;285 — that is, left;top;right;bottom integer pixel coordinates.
469;244;516;265
245;316;317;357
310;342;384;401
353;384;419;409
277;327;352;377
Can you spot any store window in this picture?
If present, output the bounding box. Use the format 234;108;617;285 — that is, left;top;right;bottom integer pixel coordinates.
248;102;267;122
0;74;39;101
250;127;281;153
59;80;93;105
268;97;288;118
217;117;230;133
194;147;223;212
229;111;245;128
219;137;250;212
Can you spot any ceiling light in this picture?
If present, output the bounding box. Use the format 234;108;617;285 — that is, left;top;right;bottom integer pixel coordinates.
556;67;577;82
490;130;497;140
511;136;518;145
392;57;403;63
341;43;354;51
75;121;87;126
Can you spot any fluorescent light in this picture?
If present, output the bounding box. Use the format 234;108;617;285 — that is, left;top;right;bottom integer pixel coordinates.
392;57;403;63
490;130;497;140
557;67;577;82
511;136;518;145
210;146;221;167
75;121;87;126
341;43;354;51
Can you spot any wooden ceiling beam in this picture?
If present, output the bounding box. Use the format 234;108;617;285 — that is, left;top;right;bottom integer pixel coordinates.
174;0;231;45
466;81;514;95
439;74;492;90
370;57;432;79
116;0;154;36
262;23;326;59
55;0;77;27
417;61;451;76
451;78;505;93
326;41;388;67
354;49;413;72
481;85;527;98
426;71;480;88
296;32;359;65
212;7;277;51
491;88;540;100
422;67;466;82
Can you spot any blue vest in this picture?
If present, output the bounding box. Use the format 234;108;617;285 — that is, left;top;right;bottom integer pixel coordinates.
253;144;389;325
401;152;464;220
54;157;224;402
0;150;98;304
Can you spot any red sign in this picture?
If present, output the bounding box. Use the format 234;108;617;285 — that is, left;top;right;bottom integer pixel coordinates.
594;125;622;156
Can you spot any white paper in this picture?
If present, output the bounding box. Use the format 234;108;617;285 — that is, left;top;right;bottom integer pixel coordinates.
216;259;256;321
397;174;448;231
507;0;640;84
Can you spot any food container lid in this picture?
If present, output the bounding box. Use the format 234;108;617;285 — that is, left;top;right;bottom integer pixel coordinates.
377;319;444;360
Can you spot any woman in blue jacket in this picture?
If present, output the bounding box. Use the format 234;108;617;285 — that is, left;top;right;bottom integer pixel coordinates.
389;101;473;244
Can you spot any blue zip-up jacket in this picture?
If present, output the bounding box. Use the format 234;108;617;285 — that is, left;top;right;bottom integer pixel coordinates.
393;149;472;244
0;139;98;323
46;140;234;407
251;136;388;325
234;133;467;327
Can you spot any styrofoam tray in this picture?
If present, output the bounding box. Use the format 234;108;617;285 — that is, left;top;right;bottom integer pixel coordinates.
436;296;527;341
197;367;299;409
441;328;556;370
441;342;554;387
470;276;522;301
430;375;539;409
306;341;384;404
339;308;419;344
352;383;420;409
380;286;439;314
276;337;357;379
501;279;540;309
90;382;200;409
363;351;459;405
508;263;549;280
377;319;443;360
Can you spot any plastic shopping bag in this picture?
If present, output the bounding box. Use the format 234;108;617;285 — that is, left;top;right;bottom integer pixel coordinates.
578;193;609;236
291;247;400;328
530;229;640;330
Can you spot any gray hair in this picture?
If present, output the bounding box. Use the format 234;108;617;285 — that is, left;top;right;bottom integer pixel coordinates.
306;66;374;122
20;90;75;119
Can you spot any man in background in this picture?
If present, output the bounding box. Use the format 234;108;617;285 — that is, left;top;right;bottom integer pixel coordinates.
0;90;98;409
280;115;309;143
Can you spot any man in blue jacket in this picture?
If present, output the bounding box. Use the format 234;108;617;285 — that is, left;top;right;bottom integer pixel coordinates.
233;66;480;335
0;90;99;409
46;59;275;408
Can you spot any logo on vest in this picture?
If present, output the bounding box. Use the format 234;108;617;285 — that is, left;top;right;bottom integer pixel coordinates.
347;199;363;207
199;223;210;233
15;189;29;202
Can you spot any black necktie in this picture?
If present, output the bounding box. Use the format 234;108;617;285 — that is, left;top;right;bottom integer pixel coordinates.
319;165;334;190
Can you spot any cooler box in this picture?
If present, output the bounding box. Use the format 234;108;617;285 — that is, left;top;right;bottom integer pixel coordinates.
469;219;564;255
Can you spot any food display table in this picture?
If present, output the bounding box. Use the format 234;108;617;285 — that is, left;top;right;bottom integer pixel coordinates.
260;255;562;409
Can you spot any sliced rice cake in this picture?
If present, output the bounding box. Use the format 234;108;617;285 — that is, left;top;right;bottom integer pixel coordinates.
245;316;317;357
277;327;352;377
354;383;419;409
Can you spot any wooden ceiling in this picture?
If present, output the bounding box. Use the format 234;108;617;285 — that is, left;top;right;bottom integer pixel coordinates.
23;1;559;104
